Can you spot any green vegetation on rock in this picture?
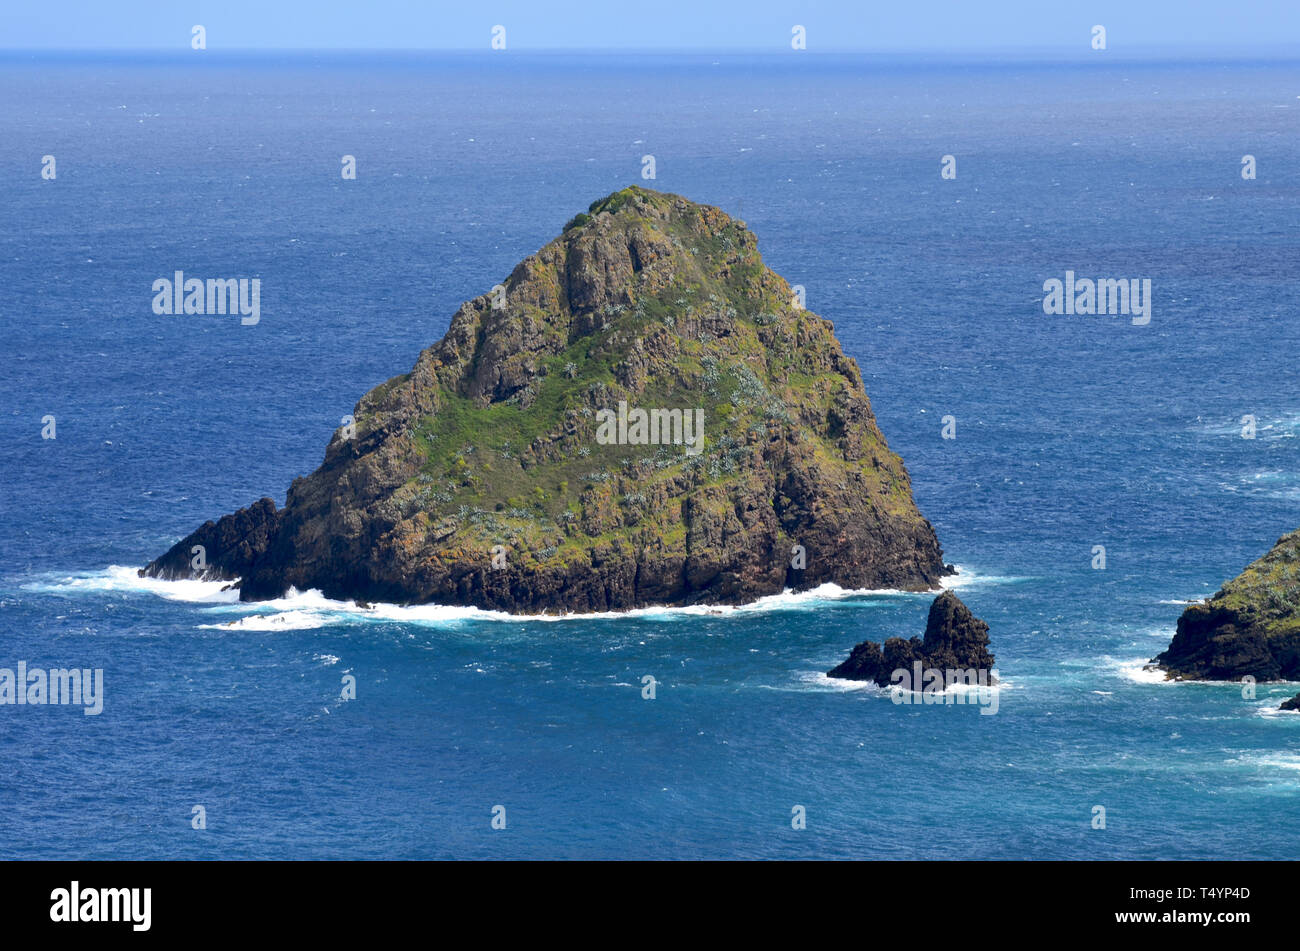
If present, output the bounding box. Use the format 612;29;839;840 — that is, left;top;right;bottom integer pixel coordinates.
1156;527;1300;680
142;186;948;612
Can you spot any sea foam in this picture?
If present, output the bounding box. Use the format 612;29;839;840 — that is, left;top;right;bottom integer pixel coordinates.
27;563;1012;629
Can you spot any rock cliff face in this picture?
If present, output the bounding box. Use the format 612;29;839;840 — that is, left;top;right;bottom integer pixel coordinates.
142;186;949;613
1155;528;1300;681
827;591;994;684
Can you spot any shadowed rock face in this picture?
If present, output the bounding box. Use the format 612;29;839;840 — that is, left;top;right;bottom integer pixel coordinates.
141;186;949;613
1155;527;1300;681
827;591;995;685
1281;694;1300;712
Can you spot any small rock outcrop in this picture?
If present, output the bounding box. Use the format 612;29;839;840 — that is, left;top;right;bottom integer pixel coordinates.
1280;694;1300;712
828;591;995;685
1155;527;1300;681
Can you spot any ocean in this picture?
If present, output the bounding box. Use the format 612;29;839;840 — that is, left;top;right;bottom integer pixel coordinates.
2;50;1299;858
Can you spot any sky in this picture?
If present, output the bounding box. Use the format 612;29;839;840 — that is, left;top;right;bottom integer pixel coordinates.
2;0;1299;51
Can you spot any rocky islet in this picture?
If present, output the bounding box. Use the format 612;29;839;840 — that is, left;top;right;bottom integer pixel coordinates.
142;186;949;613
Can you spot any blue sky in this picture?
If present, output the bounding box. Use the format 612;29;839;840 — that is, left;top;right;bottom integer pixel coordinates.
3;0;1299;50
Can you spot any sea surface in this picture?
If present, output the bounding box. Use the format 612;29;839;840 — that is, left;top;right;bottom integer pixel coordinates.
2;50;1299;858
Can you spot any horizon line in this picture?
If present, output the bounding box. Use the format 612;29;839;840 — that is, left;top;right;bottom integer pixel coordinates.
2;42;1298;55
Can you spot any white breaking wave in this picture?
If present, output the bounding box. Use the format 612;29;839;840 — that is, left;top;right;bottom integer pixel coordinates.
940;566;1030;589
1255;704;1299;719
796;671;882;693
1112;657;1174;685
199;610;334;632
26;563;1015;628
875;678;1011;698
1246;753;1300;771
22;566;241;603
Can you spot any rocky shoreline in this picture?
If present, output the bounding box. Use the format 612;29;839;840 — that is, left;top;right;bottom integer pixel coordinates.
1154;527;1300;682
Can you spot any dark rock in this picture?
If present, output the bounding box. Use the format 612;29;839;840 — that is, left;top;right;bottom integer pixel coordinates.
1154;527;1300;681
1280;694;1300;712
143;497;281;583
141;186;950;614
828;591;995;685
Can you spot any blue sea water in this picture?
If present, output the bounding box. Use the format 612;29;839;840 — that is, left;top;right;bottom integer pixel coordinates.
2;50;1299;859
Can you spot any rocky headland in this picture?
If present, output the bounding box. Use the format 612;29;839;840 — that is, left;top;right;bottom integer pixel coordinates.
1154;527;1300;681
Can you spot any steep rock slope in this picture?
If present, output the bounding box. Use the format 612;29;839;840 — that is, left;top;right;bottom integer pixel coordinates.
1156;527;1300;681
143;186;948;612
